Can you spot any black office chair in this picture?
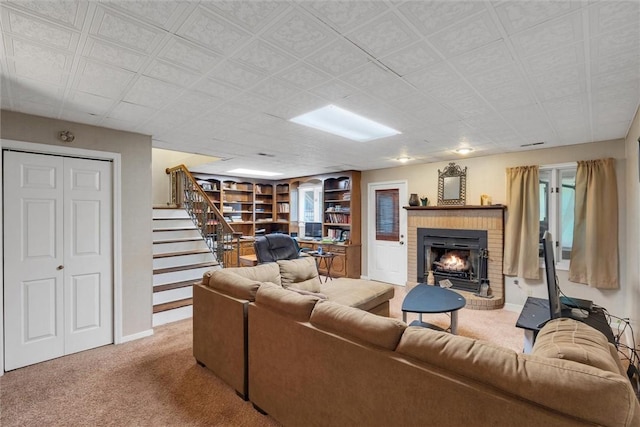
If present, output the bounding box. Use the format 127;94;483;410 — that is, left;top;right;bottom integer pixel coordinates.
253;234;301;263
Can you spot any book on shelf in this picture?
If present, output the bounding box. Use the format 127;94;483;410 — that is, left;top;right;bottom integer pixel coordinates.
278;203;289;213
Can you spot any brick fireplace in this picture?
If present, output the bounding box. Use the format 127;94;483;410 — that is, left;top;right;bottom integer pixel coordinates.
405;205;506;309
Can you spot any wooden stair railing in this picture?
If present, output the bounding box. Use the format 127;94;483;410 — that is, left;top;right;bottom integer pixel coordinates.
166;165;243;267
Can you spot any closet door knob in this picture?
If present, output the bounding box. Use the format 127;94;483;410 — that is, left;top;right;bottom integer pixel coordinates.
57;265;64;270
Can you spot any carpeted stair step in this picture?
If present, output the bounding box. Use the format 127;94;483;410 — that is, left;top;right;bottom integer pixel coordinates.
153;261;218;276
153;279;198;294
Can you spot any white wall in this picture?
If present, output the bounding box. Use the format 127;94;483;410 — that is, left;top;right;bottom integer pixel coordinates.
624;107;640;340
361;140;632;318
0;110;153;337
151;148;219;206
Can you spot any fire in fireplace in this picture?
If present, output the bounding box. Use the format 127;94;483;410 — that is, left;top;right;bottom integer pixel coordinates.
417;228;488;293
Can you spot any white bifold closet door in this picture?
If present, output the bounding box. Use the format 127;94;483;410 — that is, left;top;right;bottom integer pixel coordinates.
3;151;113;371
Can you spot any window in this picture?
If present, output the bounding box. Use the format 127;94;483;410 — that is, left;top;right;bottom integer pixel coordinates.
539;163;576;270
297;183;322;230
375;189;399;241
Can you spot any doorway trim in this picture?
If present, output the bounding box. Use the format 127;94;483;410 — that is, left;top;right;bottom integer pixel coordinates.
367;180;408;286
0;138;123;376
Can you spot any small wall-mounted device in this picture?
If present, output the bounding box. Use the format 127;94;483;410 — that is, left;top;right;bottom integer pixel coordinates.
58;130;75;143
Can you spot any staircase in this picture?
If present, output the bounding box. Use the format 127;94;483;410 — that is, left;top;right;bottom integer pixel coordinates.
153;207;221;327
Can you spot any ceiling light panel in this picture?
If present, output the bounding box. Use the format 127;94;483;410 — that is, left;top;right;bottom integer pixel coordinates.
290;105;401;142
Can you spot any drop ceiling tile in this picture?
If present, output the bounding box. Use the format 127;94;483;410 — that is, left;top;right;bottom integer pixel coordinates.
177;6;251;55
202;1;290;33
9;37;71;85
340;62;389;91
428;12;502;58
589;1;640;36
450;41;515;76
347;11;421;58
66;91;115;116
404;62;460;92
124;76;183;108
397;1;485;37
207;61;266;90
368;77;414;101
101;116;140;132
543;94;589;129
108;101;157;122
212;102;254;121
308;79;359;102
231;92;275;112
264;92;328;120
12;78;64;106
194;78;243;100
555;128;591;145
3;7;79;50
591;67;639;91
303;1;389;33
158;38;222;74
75;58;135;98
83;37;144;71
90;6;164;53
262;8;335;58
592;121;631;141
58;111;102;126
251;78;300;102
464;63;524;93
520;43;585;76
3;0;86;29
493;1;579;34
13;99;58;116
276;63;331;89
305;39;370;77
232;40;297;74
379;41;441;76
591;52;639;77
480;81;536;110
102;1;188;29
143;59;200;88
591;24;640;60
168;91;223;116
530;64;587;101
510;11;583;58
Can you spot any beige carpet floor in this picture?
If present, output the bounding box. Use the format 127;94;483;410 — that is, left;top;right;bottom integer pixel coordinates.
0;285;523;426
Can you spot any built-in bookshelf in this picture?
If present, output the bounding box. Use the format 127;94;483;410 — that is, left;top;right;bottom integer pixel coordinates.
191;174;291;237
323;173;360;244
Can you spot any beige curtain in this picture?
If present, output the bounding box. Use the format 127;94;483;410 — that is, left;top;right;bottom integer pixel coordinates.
503;166;540;280
569;158;618;289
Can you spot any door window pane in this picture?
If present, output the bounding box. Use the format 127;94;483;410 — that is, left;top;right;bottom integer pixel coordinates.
559;169;575;262
376;189;399;241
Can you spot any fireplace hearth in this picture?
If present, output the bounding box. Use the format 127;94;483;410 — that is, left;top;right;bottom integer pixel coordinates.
418;228;488;293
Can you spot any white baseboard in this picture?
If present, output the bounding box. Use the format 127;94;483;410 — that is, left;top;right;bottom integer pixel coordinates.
120;328;153;344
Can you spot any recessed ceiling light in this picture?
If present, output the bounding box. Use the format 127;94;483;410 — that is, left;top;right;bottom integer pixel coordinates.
455;147;474;155
227;168;282;177
289;104;401;142
396;156;413;163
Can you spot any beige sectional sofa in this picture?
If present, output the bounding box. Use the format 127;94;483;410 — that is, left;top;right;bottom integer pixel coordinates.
248;284;640;426
193;257;395;399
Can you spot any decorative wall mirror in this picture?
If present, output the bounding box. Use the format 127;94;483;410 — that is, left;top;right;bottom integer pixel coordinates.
438;162;467;206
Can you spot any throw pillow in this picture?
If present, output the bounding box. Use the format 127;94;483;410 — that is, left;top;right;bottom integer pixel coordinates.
287;287;328;300
277;257;320;292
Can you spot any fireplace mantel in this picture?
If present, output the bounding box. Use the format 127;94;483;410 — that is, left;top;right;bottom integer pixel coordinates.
404;204;506;211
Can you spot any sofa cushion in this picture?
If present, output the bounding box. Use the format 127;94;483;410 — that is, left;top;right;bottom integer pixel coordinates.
255;282;320;322
319;278;394;312
207;269;263;301
288;287;328;300
277;257;320;292
228;262;282;284
532;317;624;375
395;326;635;427
310;300;406;351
